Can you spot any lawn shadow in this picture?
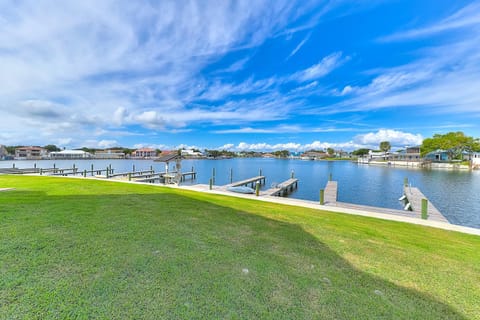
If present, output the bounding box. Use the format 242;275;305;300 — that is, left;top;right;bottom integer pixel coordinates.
0;186;471;319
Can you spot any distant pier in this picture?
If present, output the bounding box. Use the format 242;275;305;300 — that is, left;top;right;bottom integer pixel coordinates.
264;178;298;196
226;176;266;188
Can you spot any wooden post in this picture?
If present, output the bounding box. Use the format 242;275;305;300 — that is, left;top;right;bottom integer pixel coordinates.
73;164;76;170
209;178;213;190
230;168;233;184
34;163;36;169
212;168;216;184
255;182;260;196
83;170;87;177
106;167;109;178
291;170;294;179
40;168;43;175
128;173;131;181
91;164;94;176
421;199;428;219
12;163;15;168
150;165;153;172
404;177;409;187
133;164;136;172
320;189;325;205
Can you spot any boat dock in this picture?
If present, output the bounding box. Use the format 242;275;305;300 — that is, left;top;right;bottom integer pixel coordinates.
226;176;266;188
324;181;338;205
320;179;450;224
263;178;298;196
403;186;449;223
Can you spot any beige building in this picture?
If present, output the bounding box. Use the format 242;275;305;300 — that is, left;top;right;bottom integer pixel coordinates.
132;148;157;158
15;146;47;160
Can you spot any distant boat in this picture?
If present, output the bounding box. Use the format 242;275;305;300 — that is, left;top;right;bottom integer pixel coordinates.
227;186;255;194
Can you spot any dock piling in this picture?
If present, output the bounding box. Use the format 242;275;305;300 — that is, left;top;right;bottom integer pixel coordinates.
320;189;325;205
209;178;213;190
421;199;428;219
255;182;260;196
230;168;233;184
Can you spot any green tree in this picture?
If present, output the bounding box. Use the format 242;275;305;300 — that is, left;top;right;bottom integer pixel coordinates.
43;144;61;152
379;141;391;160
272;150;290;158
421;131;480;158
326;148;335;157
352;148;370;156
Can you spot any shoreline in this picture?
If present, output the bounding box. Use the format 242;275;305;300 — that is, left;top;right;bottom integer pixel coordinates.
13;174;479;236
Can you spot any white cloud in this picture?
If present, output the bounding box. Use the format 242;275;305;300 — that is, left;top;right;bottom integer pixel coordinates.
292;52;348;82
228;140;364;152
380;2;480;42
285;32;311;60
354;129;423;148
340;85;354;95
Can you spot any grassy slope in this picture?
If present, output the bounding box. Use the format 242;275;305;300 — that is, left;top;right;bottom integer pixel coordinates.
0;175;479;319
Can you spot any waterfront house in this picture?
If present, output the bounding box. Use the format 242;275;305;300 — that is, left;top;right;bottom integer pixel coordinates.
425;150;450;161
0;145;8;159
301;151;327;160
14;146;47;160
180;149;203;158
133;148;157;158
49;150;92;159
472;152;480;168
94;149;126;159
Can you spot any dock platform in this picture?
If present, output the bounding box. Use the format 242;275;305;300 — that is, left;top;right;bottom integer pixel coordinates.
403;186;449;223
324;181;338;204
263;178;298;196
226;176;266;188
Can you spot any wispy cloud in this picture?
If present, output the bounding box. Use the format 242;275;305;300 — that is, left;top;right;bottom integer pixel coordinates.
285;32;311;60
291;52;348;82
380;2;480;42
0;0;326;146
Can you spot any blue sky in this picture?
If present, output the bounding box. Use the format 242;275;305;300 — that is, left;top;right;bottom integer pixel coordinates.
1;0;479;152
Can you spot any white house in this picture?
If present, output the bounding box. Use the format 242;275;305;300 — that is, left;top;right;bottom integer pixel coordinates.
49;150;92;159
472;152;480;167
181;149;203;157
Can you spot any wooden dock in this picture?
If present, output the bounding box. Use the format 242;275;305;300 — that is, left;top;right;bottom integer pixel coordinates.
264;178;298;196
226;176;266;188
109;170;154;178
324;181;338;204
403;186;449;223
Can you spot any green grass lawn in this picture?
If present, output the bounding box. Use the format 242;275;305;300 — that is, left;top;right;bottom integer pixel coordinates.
1;175;479;319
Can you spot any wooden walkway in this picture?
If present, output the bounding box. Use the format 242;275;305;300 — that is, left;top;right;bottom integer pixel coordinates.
226;176;266;188
403;186;449;223
263;178;298;196
324;181;338;204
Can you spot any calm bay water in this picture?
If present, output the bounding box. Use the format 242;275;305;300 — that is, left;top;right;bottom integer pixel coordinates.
2;158;480;229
